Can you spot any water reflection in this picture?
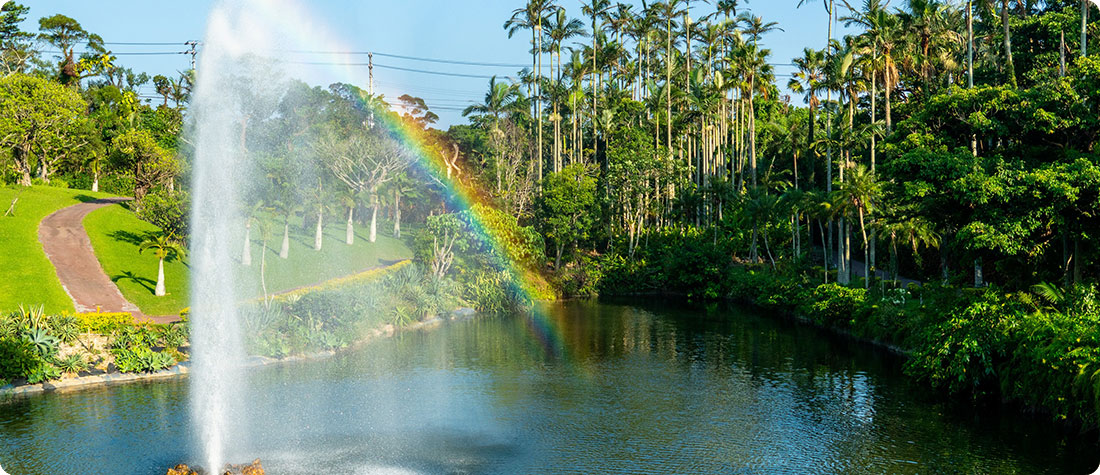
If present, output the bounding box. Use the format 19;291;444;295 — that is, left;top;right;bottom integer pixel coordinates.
0;299;1095;474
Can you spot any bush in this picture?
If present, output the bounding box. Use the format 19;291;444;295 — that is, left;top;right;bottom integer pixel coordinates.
904;291;1014;396
73;311;134;333
113;346;175;373
135;188;189;237
805;284;871;328
0;337;38;382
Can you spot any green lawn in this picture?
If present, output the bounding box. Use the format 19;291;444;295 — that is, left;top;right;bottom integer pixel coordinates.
241;220;414;296
0;185;116;314
85;204;413;316
83;203;190;316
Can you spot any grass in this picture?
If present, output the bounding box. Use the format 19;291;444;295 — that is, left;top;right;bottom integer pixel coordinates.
84;205;413;316
83;204;190;316
0;185;116;314
242;219;414;297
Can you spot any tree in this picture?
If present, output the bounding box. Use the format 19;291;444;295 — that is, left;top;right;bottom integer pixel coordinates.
138;232;184;297
464;76;528;193
539;164;597;269
0;3;35;75
316;126;412;244
834;164;882;288
506;0;557;186
37;14;103;87
0;74;88;185
111;129;179;203
788;47;826;186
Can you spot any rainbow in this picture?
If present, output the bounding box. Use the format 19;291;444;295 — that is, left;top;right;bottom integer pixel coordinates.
212;0;570;359
370;104;569;361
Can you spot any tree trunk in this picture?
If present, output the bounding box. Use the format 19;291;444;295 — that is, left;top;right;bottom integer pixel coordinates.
555;242;563;270
242;222;252;266
1002;0;1017;87
369;205;378;243
155;258;166;297
314;207;323;251
280;222;289;259
974;257;984;287
1083;0;1089;57
92;172;99;193
838;218;848;284
1074;235;1083;283
346;207;354;245
393;191;402;238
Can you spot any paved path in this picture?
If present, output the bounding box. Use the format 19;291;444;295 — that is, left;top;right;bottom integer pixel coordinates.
37;198;156;322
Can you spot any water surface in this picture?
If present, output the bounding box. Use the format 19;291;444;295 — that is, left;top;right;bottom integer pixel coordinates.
0;300;1095;473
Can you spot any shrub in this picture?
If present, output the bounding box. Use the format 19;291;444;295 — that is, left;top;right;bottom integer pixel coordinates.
136;188;189;238
23;328;59;359
48;314;80;343
904;291;1014;396
73;311;134;333
25;361;61;384
805;284;871;328
55;353;88;374
0;337;38;382
113;346;175;373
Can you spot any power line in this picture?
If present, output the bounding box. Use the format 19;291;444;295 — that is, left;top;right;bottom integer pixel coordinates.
285;60;511;79
285;49;528;68
104;41;194;46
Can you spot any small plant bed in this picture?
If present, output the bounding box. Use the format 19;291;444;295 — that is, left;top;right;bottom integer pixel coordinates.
0;185;116;314
0;306;189;389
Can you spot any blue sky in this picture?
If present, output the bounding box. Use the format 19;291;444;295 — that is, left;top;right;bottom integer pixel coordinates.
19;0;855;127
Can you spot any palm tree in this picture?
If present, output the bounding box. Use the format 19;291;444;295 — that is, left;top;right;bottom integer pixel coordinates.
879;215;939;285
505;0;556;185
546;8;587;172
899;0;963;94
744;188;780;269
582;0;612;164
788;47;826;187
834;164;882;288
464;76;526;192
657;0;687;158
138;233;185;297
738;12;781;189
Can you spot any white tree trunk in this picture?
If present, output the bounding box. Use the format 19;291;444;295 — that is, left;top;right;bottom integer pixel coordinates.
280;222;289;259
393;193;401;238
155;258;166;296
369;205;378;243
91;173;99;193
346;207;354;245
242;222;252;266
314;208;323;250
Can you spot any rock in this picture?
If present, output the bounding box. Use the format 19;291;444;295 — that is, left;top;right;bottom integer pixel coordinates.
451;307;476;320
222;459;264;475
166;464;197;475
166;459;263;475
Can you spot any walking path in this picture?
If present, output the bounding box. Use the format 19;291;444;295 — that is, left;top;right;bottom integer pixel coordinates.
848;257;923;287
37;198;161;322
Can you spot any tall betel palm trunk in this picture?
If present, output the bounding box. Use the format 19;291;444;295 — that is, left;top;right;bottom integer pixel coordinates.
1002;0;1017;87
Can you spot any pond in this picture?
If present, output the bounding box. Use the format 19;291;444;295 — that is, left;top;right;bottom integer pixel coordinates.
0;300;1096;474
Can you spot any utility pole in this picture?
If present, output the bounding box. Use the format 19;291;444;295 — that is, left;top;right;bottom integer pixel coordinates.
184;41;198;71
368;52;375;128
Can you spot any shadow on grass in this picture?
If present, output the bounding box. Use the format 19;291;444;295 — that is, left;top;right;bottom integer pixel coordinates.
112;270;156;293
108;230;149;246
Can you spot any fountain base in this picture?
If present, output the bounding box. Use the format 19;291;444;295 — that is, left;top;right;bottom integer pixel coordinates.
166;459;264;475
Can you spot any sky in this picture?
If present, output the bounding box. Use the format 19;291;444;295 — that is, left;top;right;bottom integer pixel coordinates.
18;0;856;128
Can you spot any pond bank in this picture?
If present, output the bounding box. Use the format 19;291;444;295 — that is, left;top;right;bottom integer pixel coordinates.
0;307;477;399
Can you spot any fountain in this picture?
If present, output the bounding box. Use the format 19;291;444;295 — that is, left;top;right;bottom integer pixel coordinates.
188;0;302;470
